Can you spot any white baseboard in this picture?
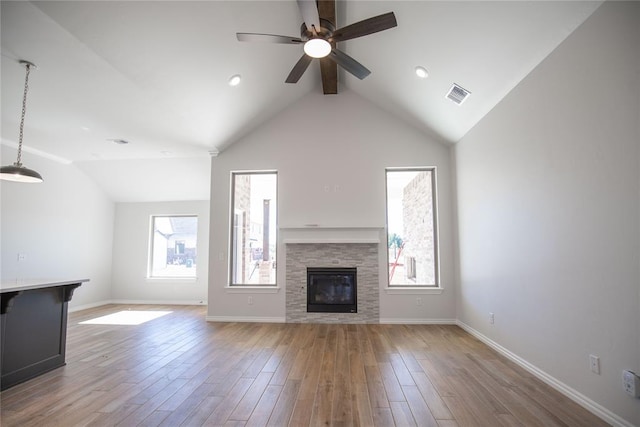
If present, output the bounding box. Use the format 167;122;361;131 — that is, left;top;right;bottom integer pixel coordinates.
206;316;286;323
68;300;113;313
69;299;207;313
379;318;457;325
456;320;634;427
110;299;207;306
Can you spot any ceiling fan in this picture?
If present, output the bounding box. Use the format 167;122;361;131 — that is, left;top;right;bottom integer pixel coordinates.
236;0;397;94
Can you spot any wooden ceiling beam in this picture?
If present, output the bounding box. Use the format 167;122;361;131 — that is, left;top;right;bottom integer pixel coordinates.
317;0;338;94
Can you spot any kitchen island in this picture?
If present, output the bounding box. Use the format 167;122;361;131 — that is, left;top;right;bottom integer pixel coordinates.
0;278;89;390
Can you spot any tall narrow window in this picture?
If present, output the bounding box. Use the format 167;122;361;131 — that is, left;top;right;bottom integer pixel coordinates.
230;171;277;285
149;215;198;278
386;168;439;286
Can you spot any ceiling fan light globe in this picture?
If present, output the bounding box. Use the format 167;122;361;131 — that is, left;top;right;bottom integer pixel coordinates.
304;39;331;58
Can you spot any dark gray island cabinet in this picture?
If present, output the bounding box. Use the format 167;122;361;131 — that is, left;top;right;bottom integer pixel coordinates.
0;279;89;390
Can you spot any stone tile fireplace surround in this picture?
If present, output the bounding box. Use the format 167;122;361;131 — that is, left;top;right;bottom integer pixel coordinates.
284;228;381;323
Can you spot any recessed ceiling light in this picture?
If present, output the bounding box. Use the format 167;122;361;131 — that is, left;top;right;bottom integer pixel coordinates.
107;138;129;145
228;74;241;86
415;66;428;79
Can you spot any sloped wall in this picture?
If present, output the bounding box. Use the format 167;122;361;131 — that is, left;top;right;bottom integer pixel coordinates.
455;2;640;425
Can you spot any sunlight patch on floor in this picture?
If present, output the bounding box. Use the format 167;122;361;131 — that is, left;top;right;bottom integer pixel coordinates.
79;310;172;325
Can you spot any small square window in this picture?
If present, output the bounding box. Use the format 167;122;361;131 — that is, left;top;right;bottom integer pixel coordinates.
149;216;198;278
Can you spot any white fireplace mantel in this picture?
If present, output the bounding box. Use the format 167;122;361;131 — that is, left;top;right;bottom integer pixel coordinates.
280;226;384;244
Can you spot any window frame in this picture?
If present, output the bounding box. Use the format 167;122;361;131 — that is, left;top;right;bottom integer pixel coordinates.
384;167;440;288
228;170;278;287
147;214;198;279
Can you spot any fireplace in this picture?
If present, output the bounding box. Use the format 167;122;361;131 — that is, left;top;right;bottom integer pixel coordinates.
286;242;378;323
307;267;357;313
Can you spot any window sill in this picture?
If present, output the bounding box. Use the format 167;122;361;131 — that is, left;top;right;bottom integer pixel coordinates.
384;287;444;295
225;286;280;294
146;277;198;283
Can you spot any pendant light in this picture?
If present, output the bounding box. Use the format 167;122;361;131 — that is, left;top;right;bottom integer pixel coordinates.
0;60;43;183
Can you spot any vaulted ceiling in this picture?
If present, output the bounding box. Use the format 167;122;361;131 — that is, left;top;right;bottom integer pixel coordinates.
1;1;602;201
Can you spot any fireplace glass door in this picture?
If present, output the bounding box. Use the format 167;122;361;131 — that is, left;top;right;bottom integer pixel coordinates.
307;267;357;313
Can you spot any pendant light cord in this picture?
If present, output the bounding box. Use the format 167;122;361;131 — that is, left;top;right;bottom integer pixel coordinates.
15;63;32;167
0;59;43;183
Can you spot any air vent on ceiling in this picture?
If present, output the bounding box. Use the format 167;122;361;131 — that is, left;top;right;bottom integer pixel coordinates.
446;83;471;105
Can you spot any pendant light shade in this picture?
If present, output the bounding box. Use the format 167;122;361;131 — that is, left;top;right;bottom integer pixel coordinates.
0;164;44;183
1;60;43;184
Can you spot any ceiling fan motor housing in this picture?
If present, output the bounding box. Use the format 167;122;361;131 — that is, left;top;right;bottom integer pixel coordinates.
300;18;335;42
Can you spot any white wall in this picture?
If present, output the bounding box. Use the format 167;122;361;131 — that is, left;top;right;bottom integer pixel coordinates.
455;2;639;426
76;157;211;203
111;201;209;304
0;145;114;309
208;90;456;322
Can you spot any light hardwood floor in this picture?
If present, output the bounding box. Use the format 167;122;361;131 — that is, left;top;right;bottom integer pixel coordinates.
0;304;609;427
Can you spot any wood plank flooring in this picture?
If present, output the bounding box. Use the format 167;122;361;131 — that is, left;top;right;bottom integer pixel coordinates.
0;304;609;426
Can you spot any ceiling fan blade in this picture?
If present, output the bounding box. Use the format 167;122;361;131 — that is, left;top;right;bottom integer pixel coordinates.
297;0;321;32
286;54;313;83
332;12;397;42
329;49;371;80
236;33;302;44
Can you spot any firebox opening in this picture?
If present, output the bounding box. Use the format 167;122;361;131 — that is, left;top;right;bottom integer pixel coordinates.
307;267;357;313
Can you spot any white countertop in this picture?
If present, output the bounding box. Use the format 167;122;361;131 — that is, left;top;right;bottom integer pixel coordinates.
0;278;90;293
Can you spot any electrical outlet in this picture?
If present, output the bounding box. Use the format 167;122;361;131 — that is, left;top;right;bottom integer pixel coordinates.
17;253;26;262
489;312;494;324
416;297;422;306
248;296;253;305
623;370;640;397
589;355;600;375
